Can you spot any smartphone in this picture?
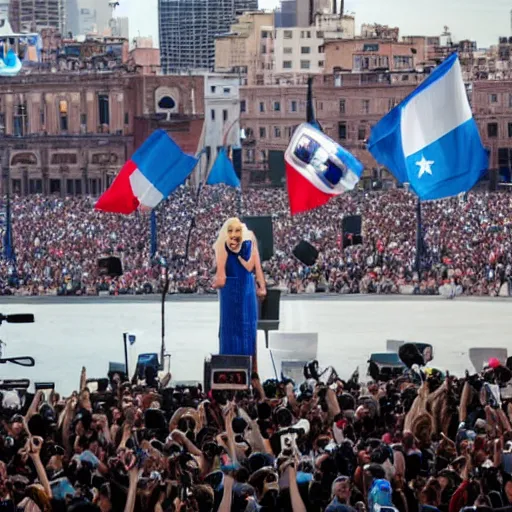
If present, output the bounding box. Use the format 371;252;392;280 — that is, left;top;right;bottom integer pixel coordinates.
34;382;55;402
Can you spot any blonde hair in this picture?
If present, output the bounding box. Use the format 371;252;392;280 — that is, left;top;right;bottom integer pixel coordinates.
213;217;252;256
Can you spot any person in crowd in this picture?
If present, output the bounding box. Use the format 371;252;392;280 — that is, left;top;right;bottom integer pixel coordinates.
0;353;511;512
2;186;512;297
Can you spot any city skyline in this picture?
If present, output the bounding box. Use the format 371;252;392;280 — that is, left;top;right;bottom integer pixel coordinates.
118;0;510;49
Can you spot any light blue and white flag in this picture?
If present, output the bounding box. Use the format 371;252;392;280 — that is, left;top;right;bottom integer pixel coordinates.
368;53;488;200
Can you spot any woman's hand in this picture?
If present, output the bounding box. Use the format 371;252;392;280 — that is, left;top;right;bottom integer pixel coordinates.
213;274;226;289
257;282;267;300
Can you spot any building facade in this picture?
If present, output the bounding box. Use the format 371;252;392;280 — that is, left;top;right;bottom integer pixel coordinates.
239;71;424;187
203;74;241;179
159;0;236;73
324;38;422;73
10;0;65;33
0;70;205;196
234;0;258;18
65;0;112;37
214;11;274;79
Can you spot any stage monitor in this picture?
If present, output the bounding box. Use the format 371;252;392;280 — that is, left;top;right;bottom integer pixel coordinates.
242;216;274;262
469;348;508;373
204;355;251;393
293;240;319;266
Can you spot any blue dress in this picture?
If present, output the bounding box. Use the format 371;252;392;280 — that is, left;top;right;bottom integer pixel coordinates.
219;240;258;356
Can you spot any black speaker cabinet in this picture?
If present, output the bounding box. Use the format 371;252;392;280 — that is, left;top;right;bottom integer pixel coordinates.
98;256;123;277
204;354;252;393
293;240;319;266
258;288;281;348
242;216;274;262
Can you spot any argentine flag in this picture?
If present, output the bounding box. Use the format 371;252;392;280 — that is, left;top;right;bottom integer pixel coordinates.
368;53;488;201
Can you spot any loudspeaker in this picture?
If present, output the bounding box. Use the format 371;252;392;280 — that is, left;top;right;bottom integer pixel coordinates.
258;289;281;347
293;240;318;266
268;150;286;187
242;216;273;262
204;354;252;393
98;256;123;277
342;215;363;248
232;147;242;180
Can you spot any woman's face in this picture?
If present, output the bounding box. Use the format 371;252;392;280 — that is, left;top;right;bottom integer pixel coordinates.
227;221;243;252
333;479;351;503
505;480;512;503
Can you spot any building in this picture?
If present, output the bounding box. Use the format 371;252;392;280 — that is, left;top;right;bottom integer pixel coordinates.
360;23;399;41
273;16;354;75
65;0;112;37
234;0;258;18
159;0;236;73
324;38;421;73
0;53;205;196
111;17;129;39
239;71;426;187
214;11;274;78
202;74;241;179
472;80;512;187
274;27;327;75
275;0;335;28
10;0;65;33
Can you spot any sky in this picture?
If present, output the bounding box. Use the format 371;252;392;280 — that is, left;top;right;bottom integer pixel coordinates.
117;0;511;50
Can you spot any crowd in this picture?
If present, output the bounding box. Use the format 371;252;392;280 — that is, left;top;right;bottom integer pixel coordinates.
1;346;512;512
1;186;512;296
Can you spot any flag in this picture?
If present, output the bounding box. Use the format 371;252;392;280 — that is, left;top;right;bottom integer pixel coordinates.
128;334;136;346
368;53;488;201
207;147;241;188
285;123;363;215
3;198;15;263
95;130;198;214
150;210;157;259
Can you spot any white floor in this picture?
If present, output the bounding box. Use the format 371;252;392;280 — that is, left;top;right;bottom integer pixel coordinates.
0;299;508;395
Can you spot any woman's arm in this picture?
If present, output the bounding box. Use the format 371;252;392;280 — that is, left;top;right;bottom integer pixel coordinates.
252;238;266;297
213;245;228;288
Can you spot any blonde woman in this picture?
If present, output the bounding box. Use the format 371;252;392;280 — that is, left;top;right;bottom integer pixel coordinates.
213;217;266;357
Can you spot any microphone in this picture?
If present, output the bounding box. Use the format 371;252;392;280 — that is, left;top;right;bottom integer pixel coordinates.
1;314;34;324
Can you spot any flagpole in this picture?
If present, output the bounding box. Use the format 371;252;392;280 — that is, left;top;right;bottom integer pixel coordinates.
415;197;422;275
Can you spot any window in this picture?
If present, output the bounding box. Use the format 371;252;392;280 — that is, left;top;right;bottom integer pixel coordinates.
393;55;413;69
274;126;281;138
283;30;293;39
273;101;281;112
388;98;398;110
361;99;370;114
300;30;311;38
98;94;109;126
211;109;215;121
223;87;231;94
210;86;216;93
13;101;28;136
261;30;269;38
339;99;346;113
509;94;512;108
246;148;255;163
124;112;129;125
490;94;498;104
508;123;512;138
40;107;45;127
316;31;324;38
59;100;68;132
283;60;292;69
283;47;292;54
318;60;324;67
259;102;265;112
488;122;498;138
0;113;5;135
29;179;42;194
300;60;310;69
363;43;379;52
223;109;228;122
240;100;246;113
358;126;366;140
334;73;342;87
290;100;297;112
338;122;347;140
261;45;267;54
301;46;311;54
259;127;266;138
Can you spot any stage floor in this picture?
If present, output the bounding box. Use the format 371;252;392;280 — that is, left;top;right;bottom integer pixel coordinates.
0;297;508;394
